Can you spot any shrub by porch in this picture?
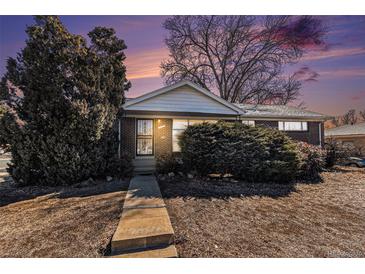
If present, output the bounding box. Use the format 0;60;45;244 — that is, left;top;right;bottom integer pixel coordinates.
157;121;324;182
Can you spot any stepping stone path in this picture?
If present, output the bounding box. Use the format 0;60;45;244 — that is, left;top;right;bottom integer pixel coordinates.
110;175;177;258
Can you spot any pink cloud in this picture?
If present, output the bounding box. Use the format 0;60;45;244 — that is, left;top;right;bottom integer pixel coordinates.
302;47;365;61
350;90;365;101
319;68;365;78
294;66;319;82
125;47;169;80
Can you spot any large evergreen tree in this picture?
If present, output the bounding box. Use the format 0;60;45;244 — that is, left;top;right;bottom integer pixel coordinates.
0;16;130;185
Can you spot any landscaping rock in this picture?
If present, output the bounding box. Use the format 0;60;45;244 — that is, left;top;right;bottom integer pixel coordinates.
187;173;194;179
106;176;113;182
168;172;175;177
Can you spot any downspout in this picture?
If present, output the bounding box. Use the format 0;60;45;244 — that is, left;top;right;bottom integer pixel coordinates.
319;122;322;147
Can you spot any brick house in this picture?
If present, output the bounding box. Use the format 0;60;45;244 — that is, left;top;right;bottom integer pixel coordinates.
119;80;329;172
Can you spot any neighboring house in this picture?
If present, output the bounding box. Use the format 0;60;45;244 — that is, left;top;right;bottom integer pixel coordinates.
119;80;329;172
325;122;365;156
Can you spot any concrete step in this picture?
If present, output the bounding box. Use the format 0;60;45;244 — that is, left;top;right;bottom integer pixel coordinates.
111;245;177;258
133;167;155;175
133;158;156;174
133;158;156;166
111;207;174;253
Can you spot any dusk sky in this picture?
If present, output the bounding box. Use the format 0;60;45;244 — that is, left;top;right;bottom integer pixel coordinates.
0;15;364;116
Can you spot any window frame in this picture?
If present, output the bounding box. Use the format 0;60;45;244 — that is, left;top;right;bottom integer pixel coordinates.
278;121;308;132
242;120;255;126
172;119;218;152
136;119;154;156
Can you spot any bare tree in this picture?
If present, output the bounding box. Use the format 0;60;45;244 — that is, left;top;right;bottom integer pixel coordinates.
161;16;326;104
342;109;357;125
359;109;365;121
331;116;342;127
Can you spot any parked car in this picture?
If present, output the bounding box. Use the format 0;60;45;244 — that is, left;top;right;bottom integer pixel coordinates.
343;157;365;168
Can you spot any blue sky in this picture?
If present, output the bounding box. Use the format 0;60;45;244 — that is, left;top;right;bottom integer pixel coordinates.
1;15;365;116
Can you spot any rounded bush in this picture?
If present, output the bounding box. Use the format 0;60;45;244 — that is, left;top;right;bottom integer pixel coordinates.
179;121;300;183
296;141;325;179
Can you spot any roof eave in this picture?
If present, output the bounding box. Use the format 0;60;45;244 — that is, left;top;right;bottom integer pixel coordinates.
240;114;329;121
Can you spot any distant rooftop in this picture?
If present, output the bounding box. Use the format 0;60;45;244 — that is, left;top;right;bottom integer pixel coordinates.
325;122;365;137
235;104;330;120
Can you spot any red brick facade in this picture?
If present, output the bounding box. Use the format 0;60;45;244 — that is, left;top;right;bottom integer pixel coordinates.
255;120;323;146
285;122;323;146
120;117;324;159
120;117;136;157
120;117;173;158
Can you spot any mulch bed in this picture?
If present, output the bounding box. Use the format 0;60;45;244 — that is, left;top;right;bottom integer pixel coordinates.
159;166;365;257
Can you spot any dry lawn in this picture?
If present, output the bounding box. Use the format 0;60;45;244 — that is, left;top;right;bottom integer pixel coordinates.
159;166;365;257
0;178;128;257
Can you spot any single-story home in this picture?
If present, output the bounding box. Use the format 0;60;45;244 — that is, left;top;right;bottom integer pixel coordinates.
119;80;329;172
325;122;365;156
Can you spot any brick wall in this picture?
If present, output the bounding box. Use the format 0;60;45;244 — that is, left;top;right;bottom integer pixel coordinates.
120;117;173;158
285;122;323;146
155;118;173;156
120;117;324;159
255;120;323;146
120;117;136;157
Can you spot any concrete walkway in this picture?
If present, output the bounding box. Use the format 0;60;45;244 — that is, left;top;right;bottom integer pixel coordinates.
0;158;10;183
111;175;177;258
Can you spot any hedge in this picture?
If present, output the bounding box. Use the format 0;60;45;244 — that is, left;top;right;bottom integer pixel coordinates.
179;121;300;183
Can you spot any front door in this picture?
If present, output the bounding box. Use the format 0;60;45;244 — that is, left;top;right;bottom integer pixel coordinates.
136;119;154;156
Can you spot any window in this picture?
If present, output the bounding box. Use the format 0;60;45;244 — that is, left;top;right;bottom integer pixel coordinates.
172;119;218;152
172;119;188;152
242;120;255;126
278;121;308;131
136;119;153;155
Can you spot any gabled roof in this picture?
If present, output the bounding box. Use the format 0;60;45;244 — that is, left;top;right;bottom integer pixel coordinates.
122;80;330;121
122;80;243;115
235;103;330;121
325;122;365;137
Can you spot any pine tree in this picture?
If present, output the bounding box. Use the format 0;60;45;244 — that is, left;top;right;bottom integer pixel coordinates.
0;16;130;185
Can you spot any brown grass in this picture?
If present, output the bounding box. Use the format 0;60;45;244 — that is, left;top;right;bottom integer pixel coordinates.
159;166;365;258
0;179;128;257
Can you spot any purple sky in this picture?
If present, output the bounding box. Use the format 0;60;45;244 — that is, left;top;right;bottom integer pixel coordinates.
0;16;365;116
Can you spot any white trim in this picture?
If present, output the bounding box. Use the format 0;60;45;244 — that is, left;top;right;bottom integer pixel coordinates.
240;116;327;122
124;114;239;120
123;80;243;114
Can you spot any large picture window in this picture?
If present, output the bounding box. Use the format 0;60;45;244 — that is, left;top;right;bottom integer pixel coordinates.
278;121;308;131
136;119;153;155
172;119;217;152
